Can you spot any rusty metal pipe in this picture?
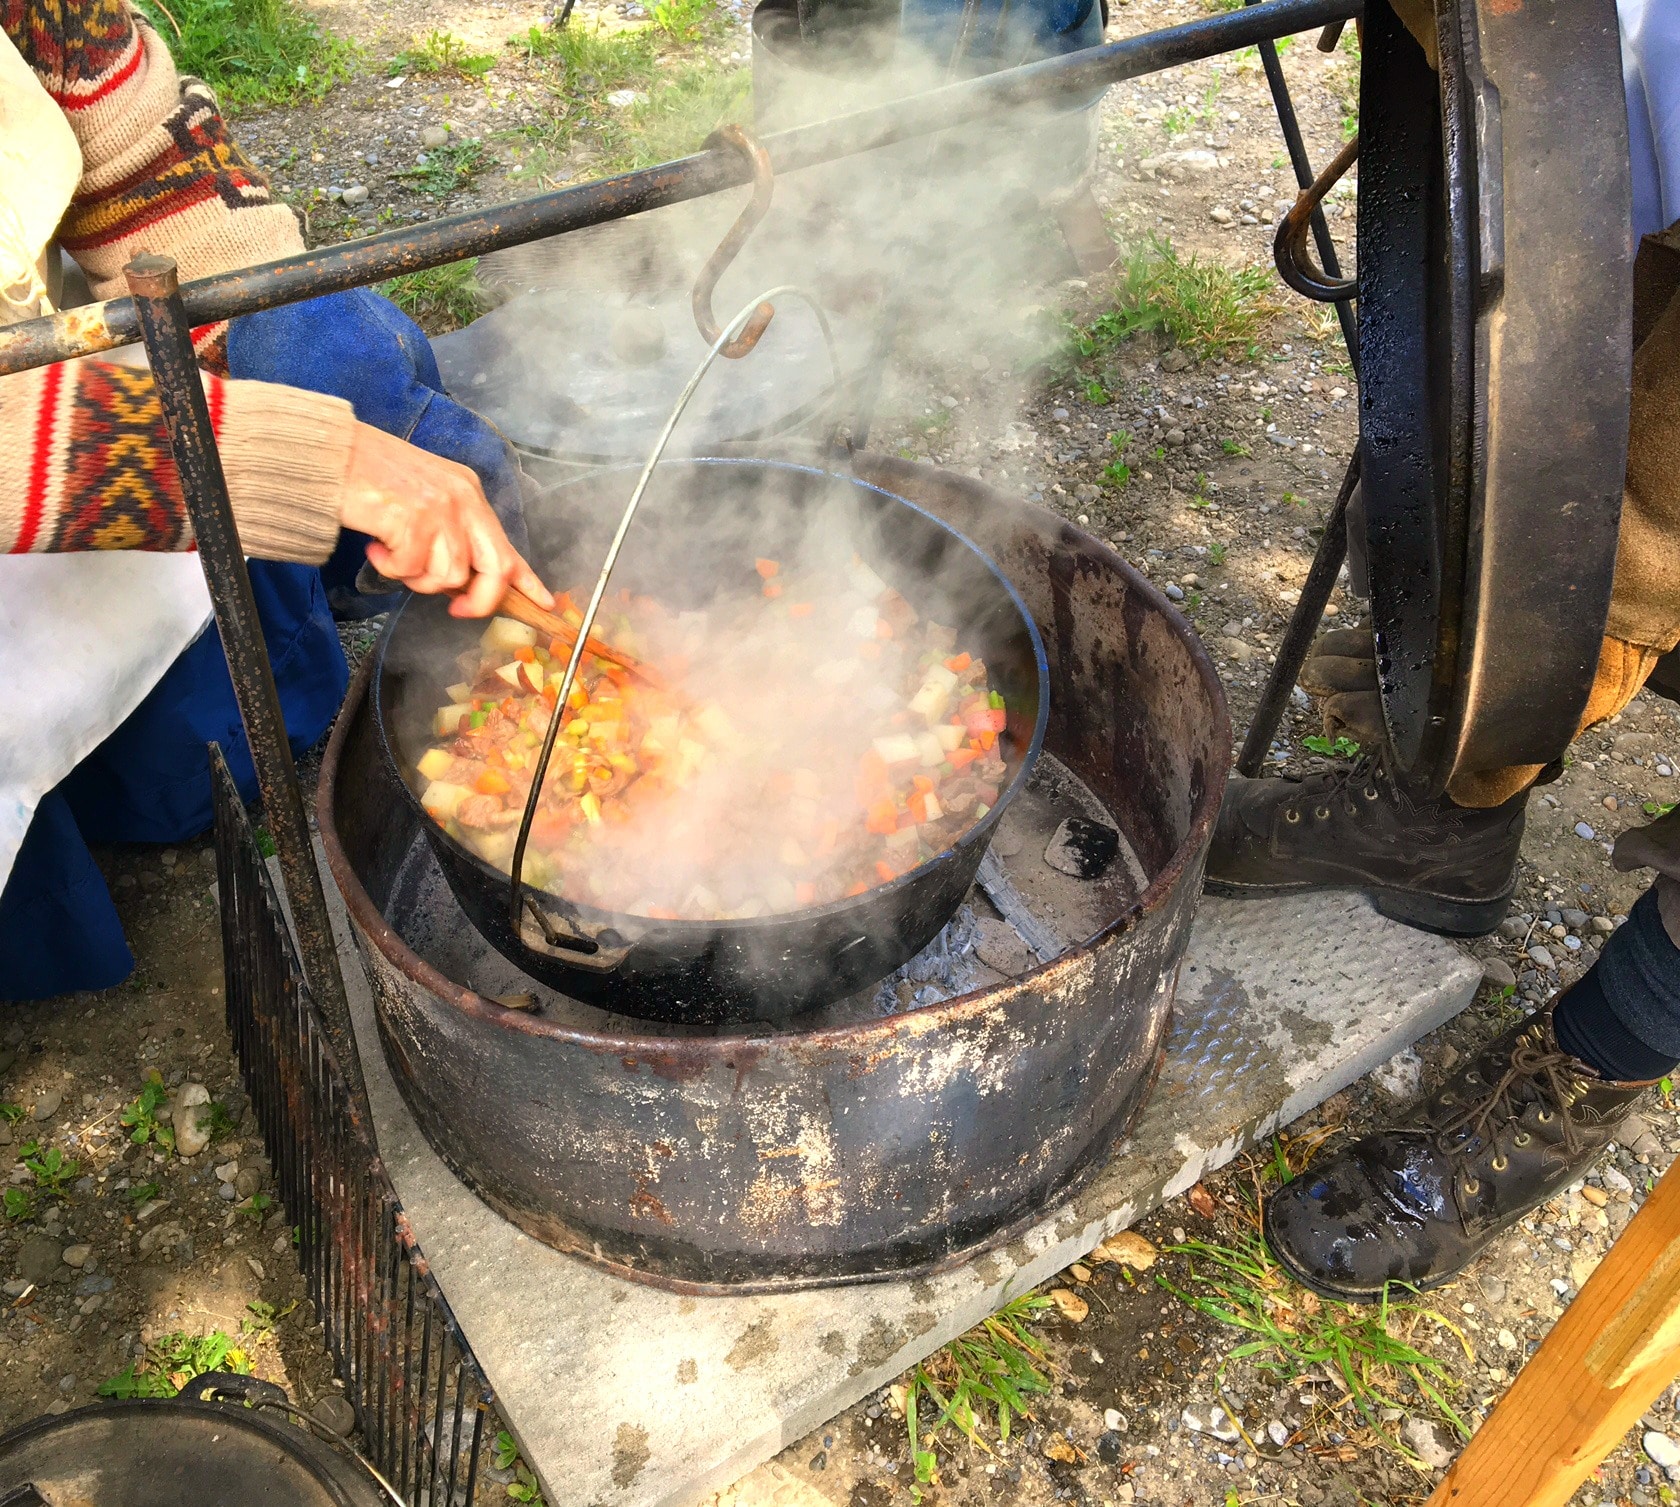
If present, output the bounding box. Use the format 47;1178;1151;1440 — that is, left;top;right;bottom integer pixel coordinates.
0;0;1362;377
124;253;358;1098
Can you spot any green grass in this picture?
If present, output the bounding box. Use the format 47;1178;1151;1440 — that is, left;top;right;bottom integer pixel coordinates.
1220;438;1251;457
129;1180;162;1204
99;1330;252;1400
380;259;487;334
1156;1233;1472;1458
390;29;497;78
119;1073;174;1151
902;1295;1054;1497
1303;734;1361;759
0;1103;23;1125
393;139;493;198
1069;240;1277;365
652;0;712;42
1084;377;1110;405
1645;801;1676;817
1101;431;1132;489
21;1141;79;1197
135;0;356;110
1207;542;1226;565
598;63;750;175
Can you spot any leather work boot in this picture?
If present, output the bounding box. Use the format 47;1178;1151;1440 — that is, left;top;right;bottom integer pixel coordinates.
1264;1009;1653;1302
1204;755;1526;935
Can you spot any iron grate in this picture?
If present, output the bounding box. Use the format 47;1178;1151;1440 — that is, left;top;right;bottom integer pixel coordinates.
211;746;494;1504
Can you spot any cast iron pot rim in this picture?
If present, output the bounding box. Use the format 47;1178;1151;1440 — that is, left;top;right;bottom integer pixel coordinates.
375;457;1052;945
318;464;1230;1053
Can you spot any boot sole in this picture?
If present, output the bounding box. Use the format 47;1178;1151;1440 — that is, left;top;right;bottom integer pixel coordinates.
1202;876;1512;938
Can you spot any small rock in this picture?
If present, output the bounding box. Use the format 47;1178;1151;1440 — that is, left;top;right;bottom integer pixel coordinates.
1096;1430;1126;1464
32;1089;62;1121
1181;1405;1240;1443
606;88;645;107
1209;206;1234;225
60;1244;91;1269
1140;148;1219;177
1042;1434;1078;1463
1498;917;1529;940
1047;1288;1089;1323
219;1183;237;1201
1647;1432;1680;1470
1481;957;1516;989
1267;1420;1290;1448
310;1393;358;1437
1496;1328;1518;1351
58;1375;75;1396
1164;583;1185;602
1104;1408;1125;1431
1404;1417;1453;1469
1165;428;1186;448
235;1166;265;1200
1593;915;1616;934
137;1222;190;1261
1528;945;1556;970
1478;1274;1507;1304
1044;816;1120;880
1603;1165;1635;1196
1373;1046;1423;1100
17;1236;63;1285
1581;1184;1609;1206
1052;407;1070;421
177;1083;210;1108
74;1274;113;1297
1575;821;1597;840
1564;935;1583;951
1091;1230;1158;1270
342;184;369;207
1561;907;1590;929
1161;348;1191;373
420;124;448;147
973;917;1034;977
214;1160;240;1183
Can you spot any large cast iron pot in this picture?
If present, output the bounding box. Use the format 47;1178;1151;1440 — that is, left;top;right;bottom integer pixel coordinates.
373;458;1048;1026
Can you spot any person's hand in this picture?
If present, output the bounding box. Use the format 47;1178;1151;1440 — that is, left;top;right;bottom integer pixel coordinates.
1300;626;1386;749
337;421;552;619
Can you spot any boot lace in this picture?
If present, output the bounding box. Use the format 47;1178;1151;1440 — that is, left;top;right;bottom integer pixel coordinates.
1429;1036;1590;1169
1285;753;1385;821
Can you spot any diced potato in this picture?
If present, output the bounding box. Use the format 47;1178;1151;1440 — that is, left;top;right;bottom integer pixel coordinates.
433;704;472;736
874;734;921;766
791;767;823;801
694;702;738;744
481;616;538;655
416;748;454;781
518;661;545;694
420;780;473;820
495;662;524;690
446;681;472;703
921;792;944;822
848;604;880;639
934;723;966;752
848;556;888;599
908;682;951;725
471;829;517;870
920;664;959;695
916;732;946;767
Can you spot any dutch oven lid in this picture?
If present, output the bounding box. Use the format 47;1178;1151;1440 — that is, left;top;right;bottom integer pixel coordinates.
0;1376;385;1507
1357;0;1631;794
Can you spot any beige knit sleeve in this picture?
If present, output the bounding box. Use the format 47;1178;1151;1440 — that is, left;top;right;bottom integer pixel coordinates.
216;379;356;564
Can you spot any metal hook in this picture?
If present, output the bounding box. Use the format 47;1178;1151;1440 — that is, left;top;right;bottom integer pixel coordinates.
692;124;776;358
1273;132;1359;302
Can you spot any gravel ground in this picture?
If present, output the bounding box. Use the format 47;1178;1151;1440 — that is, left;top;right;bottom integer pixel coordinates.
5;1;1679;1505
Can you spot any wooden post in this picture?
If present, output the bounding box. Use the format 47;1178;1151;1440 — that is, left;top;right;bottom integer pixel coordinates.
1428;1157;1680;1506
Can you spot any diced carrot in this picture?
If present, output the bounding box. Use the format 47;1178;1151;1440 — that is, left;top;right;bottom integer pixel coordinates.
943;652;972;673
815;819;840;856
755;558;780;579
787;602;814;619
907;792;929;824
794;881;817;906
475;770;510;796
500;698;519;717
645;905;680;920
548;636;569;660
912;774;935;794
875;860;898;884
857;641;882;661
947;746;979;771
890;711;909;727
486;747;506;768
514;645;536;663
875;618;893;640
542;681;560;707
865;799;899;835
977;730;997;751
763;581;784;599
856;750;890;805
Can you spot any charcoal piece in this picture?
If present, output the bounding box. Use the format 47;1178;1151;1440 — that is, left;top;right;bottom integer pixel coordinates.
1044;816;1120;880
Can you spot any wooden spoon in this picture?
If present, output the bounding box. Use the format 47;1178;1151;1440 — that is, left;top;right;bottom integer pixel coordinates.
496;584;663;688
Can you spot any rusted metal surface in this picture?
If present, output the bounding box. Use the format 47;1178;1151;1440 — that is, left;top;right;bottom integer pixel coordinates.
691;125;778;358
0;0;1360;378
318;457;1228;1291
1273;134;1359;302
124;255;360;1106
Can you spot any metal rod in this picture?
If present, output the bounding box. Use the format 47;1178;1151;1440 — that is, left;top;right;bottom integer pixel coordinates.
1245;0;1359;369
2;0;1361;378
1234;450;1359;776
123;253;355;1061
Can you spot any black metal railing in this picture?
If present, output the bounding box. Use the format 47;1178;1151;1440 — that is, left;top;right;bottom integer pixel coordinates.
211;747;492;1504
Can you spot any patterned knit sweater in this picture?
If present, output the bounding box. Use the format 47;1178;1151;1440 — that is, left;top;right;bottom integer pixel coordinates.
0;0;353;562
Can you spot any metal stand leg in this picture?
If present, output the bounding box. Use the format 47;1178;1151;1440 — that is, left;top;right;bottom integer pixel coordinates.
124;254;356;1081
1234;451;1359;776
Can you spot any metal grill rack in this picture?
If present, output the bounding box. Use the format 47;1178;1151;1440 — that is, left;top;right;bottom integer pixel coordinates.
211;749;491;1501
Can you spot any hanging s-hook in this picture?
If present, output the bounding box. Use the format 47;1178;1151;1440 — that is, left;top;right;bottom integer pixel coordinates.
1273;132;1359;302
691;124;776;358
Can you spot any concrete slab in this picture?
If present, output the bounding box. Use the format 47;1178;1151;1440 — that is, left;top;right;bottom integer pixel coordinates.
323;884;1478;1507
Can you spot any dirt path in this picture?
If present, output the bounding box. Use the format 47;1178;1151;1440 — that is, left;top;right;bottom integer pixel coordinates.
5;2;1678;1505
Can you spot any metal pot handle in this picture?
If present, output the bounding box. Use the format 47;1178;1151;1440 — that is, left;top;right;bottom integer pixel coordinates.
517;895;634;972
